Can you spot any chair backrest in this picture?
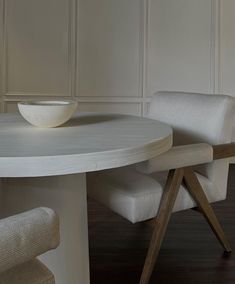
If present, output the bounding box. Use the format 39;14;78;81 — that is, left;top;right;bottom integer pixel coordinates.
148;91;235;200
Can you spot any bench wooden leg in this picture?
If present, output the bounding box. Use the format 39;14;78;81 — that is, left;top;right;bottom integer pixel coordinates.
139;168;184;284
183;167;232;253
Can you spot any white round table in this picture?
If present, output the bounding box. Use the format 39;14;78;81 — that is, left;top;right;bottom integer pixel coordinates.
0;112;172;284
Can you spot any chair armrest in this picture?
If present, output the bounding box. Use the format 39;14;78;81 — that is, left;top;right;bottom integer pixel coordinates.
0;207;60;274
136;143;213;174
213;143;235;160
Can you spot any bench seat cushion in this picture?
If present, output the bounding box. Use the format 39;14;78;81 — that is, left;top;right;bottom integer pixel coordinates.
87;166;225;223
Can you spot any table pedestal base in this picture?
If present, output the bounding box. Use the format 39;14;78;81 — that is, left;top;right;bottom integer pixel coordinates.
0;173;90;284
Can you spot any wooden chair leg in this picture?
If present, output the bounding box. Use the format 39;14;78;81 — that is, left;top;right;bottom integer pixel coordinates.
139;168;184;284
183;167;232;253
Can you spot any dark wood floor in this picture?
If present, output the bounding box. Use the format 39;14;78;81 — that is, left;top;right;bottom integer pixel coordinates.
88;165;235;284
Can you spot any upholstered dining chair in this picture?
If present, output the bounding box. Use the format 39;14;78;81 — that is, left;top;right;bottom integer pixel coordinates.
0;207;60;284
87;91;235;284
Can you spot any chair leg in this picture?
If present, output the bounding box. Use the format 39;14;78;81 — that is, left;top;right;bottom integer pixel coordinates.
139;168;184;284
183;167;232;253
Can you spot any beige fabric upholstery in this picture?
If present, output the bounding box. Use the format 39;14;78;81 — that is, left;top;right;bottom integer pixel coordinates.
148;92;235;203
0;207;59;283
88;92;235;223
0;259;55;284
149;92;235;145
136;143;213;174
88;166;220;223
0;207;60;274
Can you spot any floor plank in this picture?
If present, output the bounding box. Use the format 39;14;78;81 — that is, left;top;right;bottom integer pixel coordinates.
88;165;235;284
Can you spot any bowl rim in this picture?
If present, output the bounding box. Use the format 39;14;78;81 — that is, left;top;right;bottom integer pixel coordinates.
18;100;78;107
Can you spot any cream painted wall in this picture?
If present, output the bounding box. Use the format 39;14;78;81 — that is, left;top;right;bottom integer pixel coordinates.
0;0;235;142
146;0;213;95
220;0;235;162
2;0;235;163
221;0;235;97
0;0;215;116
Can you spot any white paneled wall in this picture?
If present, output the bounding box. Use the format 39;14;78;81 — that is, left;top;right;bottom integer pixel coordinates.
4;99;142;115
0;0;4;112
146;0;213;95
221;0;235;96
5;0;71;95
0;0;218;116
78;0;143;98
220;0;235;162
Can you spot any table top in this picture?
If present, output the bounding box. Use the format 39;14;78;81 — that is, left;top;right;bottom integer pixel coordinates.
0;112;172;177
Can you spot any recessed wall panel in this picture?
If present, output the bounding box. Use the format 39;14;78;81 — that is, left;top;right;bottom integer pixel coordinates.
4;101;18;113
78;0;142;97
146;0;212;96
221;0;235;96
5;101;141;116
0;0;4;96
79;102;141;115
220;0;235;142
6;0;70;95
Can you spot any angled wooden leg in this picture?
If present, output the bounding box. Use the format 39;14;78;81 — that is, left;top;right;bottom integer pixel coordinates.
184;167;232;253
139;168;184;284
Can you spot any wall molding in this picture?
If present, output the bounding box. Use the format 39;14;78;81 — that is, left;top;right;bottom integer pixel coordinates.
0;0;76;112
211;0;221;94
0;0;223;114
0;0;4;112
75;0;144;101
138;0;145;105
216;0;222;94
0;0;6;100
3;94;152;104
142;0;149;99
68;0;77;98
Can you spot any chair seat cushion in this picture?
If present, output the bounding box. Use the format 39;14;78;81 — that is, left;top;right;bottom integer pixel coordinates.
136;143;213;174
87;166;226;223
0;259;55;284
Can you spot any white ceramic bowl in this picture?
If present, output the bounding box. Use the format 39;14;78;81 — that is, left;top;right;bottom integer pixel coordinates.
18;100;78;128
